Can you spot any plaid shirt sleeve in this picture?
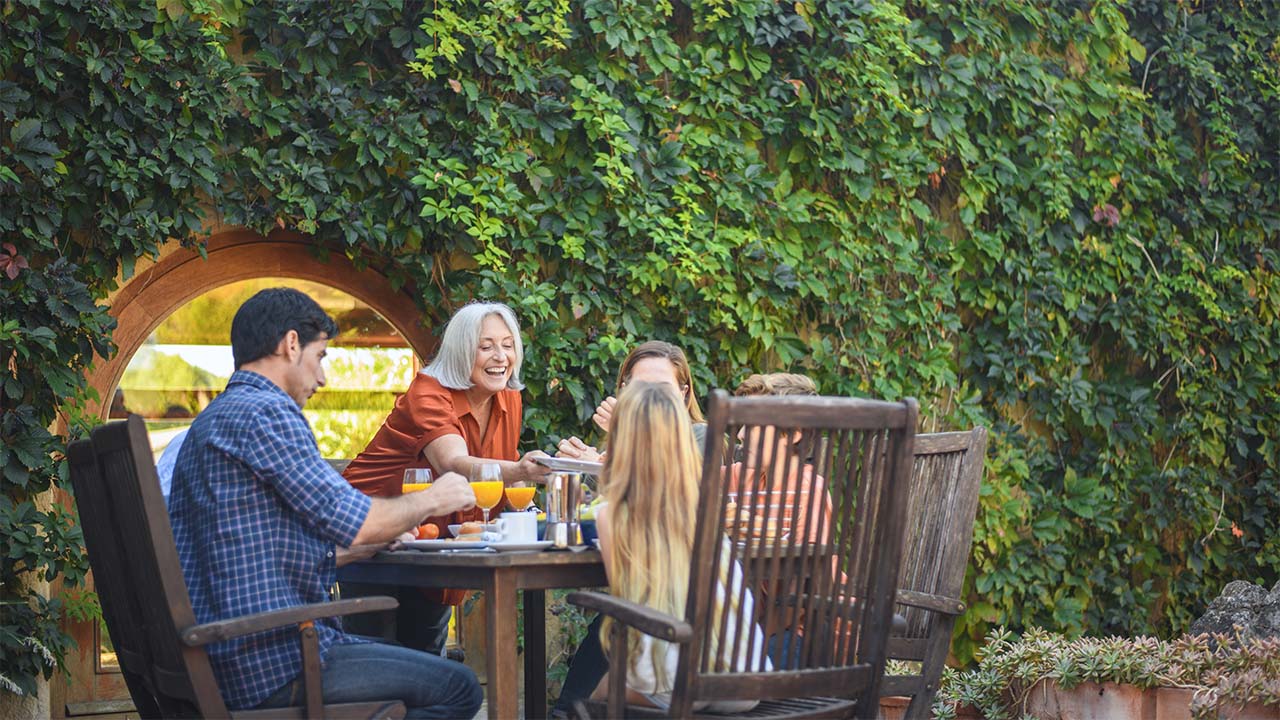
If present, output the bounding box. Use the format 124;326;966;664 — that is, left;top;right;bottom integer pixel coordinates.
239;401;371;547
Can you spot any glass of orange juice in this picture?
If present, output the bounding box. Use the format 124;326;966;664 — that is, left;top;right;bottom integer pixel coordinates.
469;462;505;525
505;484;537;512
403;468;433;494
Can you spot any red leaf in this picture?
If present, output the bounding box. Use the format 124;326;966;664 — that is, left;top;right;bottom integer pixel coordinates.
2;242;15;255
0;249;28;279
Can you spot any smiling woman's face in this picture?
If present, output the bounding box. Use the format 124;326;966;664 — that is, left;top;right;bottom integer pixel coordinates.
469;314;515;397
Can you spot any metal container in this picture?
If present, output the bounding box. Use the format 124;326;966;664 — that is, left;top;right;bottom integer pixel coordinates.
545;471;582;548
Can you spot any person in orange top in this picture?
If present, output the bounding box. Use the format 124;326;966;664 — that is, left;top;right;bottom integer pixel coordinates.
728;373;832;545
728;373;842;667
341;301;550;655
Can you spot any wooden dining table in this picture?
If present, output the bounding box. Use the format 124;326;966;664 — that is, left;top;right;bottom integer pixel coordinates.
338;547;607;720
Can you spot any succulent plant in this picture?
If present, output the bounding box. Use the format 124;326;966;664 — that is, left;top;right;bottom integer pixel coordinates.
933;627;1280;720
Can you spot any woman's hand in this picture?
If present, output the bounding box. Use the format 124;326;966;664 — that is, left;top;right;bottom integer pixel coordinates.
591;396;617;433
557;436;603;463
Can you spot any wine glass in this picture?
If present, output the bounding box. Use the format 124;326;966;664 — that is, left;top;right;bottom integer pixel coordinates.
469;462;505;526
505;482;537;512
403;468;433;494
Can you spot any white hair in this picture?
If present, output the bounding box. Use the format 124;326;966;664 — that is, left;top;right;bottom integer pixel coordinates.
422;302;525;391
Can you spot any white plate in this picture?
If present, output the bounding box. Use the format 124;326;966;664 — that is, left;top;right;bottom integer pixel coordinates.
402;539;489;551
532;456;604;475
486;541;553;552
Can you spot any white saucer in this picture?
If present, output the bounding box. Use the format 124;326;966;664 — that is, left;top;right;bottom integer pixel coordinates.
486;541;553;552
402;539;489;551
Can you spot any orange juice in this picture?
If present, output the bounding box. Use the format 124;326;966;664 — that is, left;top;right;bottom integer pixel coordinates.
470;480;506;510
403;483;432;494
506;486;536;510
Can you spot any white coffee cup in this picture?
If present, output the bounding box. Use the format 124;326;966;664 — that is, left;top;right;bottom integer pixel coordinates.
495;512;539;543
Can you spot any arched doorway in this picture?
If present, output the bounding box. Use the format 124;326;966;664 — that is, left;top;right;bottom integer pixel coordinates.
57;230;440;717
84;229;439;419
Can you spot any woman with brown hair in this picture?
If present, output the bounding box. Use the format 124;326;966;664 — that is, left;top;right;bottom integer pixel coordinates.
555;340;707;461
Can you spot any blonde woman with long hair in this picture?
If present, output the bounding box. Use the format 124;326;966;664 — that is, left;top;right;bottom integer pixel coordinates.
592;382;768;713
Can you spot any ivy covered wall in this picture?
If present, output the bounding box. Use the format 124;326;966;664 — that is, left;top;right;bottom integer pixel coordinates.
1;0;1277;695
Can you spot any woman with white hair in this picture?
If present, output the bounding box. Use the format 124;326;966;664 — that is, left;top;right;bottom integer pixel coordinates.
342;301;549;653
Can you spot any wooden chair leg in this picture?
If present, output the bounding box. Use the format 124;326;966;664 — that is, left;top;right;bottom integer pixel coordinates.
608;620;628;720
299;621;325;720
904;688;937;720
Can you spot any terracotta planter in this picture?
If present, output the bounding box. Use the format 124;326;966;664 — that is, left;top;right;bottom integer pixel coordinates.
1013;682;1280;720
1156;687;1195;720
1155;686;1280;720
879;695;909;720
879;695;982;719
1022;680;1155;719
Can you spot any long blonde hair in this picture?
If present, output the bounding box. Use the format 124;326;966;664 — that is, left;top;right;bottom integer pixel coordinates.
599;381;702;688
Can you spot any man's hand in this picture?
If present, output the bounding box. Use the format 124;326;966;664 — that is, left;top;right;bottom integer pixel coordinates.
338;531;417;566
513;450;553;484
387;531;417;550
425;472;476;517
557;437;603;463
591;396;617;433
335;542;385;567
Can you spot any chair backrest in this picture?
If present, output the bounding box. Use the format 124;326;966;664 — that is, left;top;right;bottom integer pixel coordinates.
892;428;988;652
670;390;918;716
68;414;228;717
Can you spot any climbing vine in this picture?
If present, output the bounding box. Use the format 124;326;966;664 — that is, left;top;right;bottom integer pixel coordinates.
1;0;1277;695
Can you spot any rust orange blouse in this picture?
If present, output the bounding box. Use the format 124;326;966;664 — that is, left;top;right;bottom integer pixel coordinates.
343;372;521;605
727;462;841;637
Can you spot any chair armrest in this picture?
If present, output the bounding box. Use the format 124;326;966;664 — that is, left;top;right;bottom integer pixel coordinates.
181;596;398;647
895;589;964;616
567;591;693;643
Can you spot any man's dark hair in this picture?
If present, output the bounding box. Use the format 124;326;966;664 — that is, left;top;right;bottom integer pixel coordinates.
230;288;339;369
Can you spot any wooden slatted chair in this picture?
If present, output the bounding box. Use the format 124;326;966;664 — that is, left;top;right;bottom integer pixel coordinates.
569;390;918;719
880;428;988;719
67;415;405;719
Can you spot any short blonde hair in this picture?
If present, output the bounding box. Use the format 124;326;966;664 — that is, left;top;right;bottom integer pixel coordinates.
422;302;525;391
734;372;817;397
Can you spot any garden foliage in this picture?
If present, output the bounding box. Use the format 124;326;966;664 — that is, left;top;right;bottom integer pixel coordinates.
1;0;1278;695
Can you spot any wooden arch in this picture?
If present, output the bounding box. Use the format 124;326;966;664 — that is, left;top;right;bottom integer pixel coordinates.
85;229;436;419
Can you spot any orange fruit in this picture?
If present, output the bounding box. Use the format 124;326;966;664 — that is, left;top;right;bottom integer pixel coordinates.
415;523;440;540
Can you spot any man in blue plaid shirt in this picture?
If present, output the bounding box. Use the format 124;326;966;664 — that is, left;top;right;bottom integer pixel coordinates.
169;288;483;718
